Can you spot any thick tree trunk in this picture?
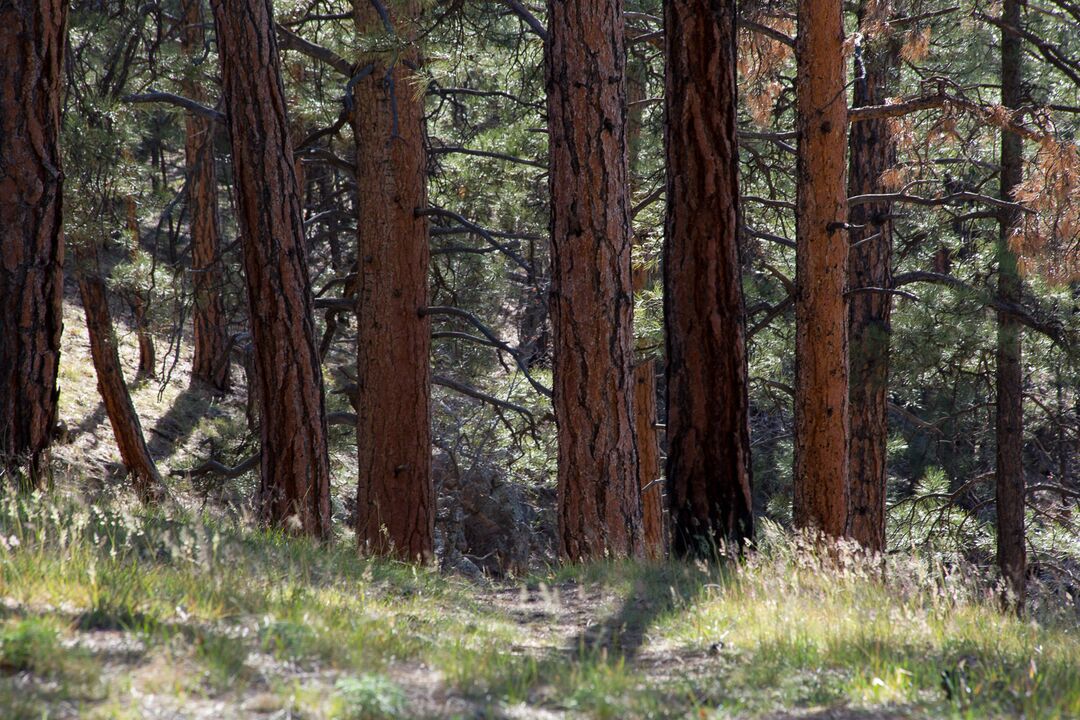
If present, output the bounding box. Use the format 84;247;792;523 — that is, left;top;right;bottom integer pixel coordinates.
74;243;162;502
996;0;1026;609
0;1;67;487
846;11;898;553
663;0;753;556
350;0;434;562
793;0;850;538
183;0;230;393
634;361;665;557
547;0;643;560
210;0;331;537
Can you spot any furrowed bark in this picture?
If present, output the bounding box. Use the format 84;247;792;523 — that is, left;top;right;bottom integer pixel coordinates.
846;6;899;553
634;361;665;557
0;1;67;487
546;0;643;560
183;0;230;393
210;0;331;537
351;0;434;562
793;0;850;537
663;0;753;556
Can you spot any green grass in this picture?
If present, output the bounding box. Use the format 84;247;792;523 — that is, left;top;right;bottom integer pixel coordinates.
1;491;1078;719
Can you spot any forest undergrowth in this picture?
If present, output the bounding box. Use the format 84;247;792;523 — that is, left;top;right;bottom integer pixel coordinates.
2;486;1079;720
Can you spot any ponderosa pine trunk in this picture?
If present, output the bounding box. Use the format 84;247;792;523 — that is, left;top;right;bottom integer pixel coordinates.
210;0;331;537
846;9;899;553
547;0;643;560
634;360;665;557
74;242;162;502
996;0;1026;609
792;0;850;538
350;0;434;562
663;0;753;555
0;1;67;487
183;0;230;393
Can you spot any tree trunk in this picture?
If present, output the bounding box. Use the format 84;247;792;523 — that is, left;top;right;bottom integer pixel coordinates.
793;0;850;538
634;361;665;557
350;0;434;562
125;195;156;379
663;0;753;556
183;0;230;393
0;1;67;488
547;0;643;560
74;243;162;502
996;0;1026;609
846;8;899;553
210;0;331;537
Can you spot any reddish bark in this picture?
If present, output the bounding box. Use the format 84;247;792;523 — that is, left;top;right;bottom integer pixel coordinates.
182;0;230;393
663;0;753;556
0;1;67;487
793;0;851;538
210;0;331;536
634;361;665;557
74;243;162;502
546;0;643;560
846;8;899;552
350;0;434;562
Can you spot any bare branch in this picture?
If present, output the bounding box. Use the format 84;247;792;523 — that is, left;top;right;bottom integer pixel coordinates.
275;23;353;76
501;0;548;41
124;91;224;122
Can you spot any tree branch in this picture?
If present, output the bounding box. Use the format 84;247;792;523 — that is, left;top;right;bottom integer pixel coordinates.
501;0;548;41
275;23;353;76
124;91;224;122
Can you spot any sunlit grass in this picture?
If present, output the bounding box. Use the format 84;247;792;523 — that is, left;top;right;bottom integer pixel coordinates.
2;492;1078;718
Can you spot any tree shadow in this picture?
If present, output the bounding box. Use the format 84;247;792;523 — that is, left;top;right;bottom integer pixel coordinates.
145;383;218;464
72;399;109;439
568;560;715;664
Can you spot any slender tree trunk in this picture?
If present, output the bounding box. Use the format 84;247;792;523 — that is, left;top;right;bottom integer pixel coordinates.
183;0;230;393
547;0;643;560
634;360;665;557
996;0;1026;609
846;10;899;553
125;196;156;378
793;0;850;538
350;0;434;562
74;243;162;502
210;0;331;537
663;0;753;556
0;1;67;488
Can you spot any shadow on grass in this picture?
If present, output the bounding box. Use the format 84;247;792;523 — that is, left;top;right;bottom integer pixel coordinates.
145;383;217;463
569;560;715;663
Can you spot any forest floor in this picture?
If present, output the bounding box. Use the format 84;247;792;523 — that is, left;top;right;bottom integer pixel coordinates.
2;300;1079;719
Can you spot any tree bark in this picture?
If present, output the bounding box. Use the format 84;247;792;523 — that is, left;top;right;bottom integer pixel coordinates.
996;0;1026;609
663;0;753;556
846;7;898;553
0;1;67;487
125;195;156;379
210;0;331;537
183;0;230;393
634;360;665;557
547;0;643;560
74;243;162;502
793;0;850;538
350;0;434;562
